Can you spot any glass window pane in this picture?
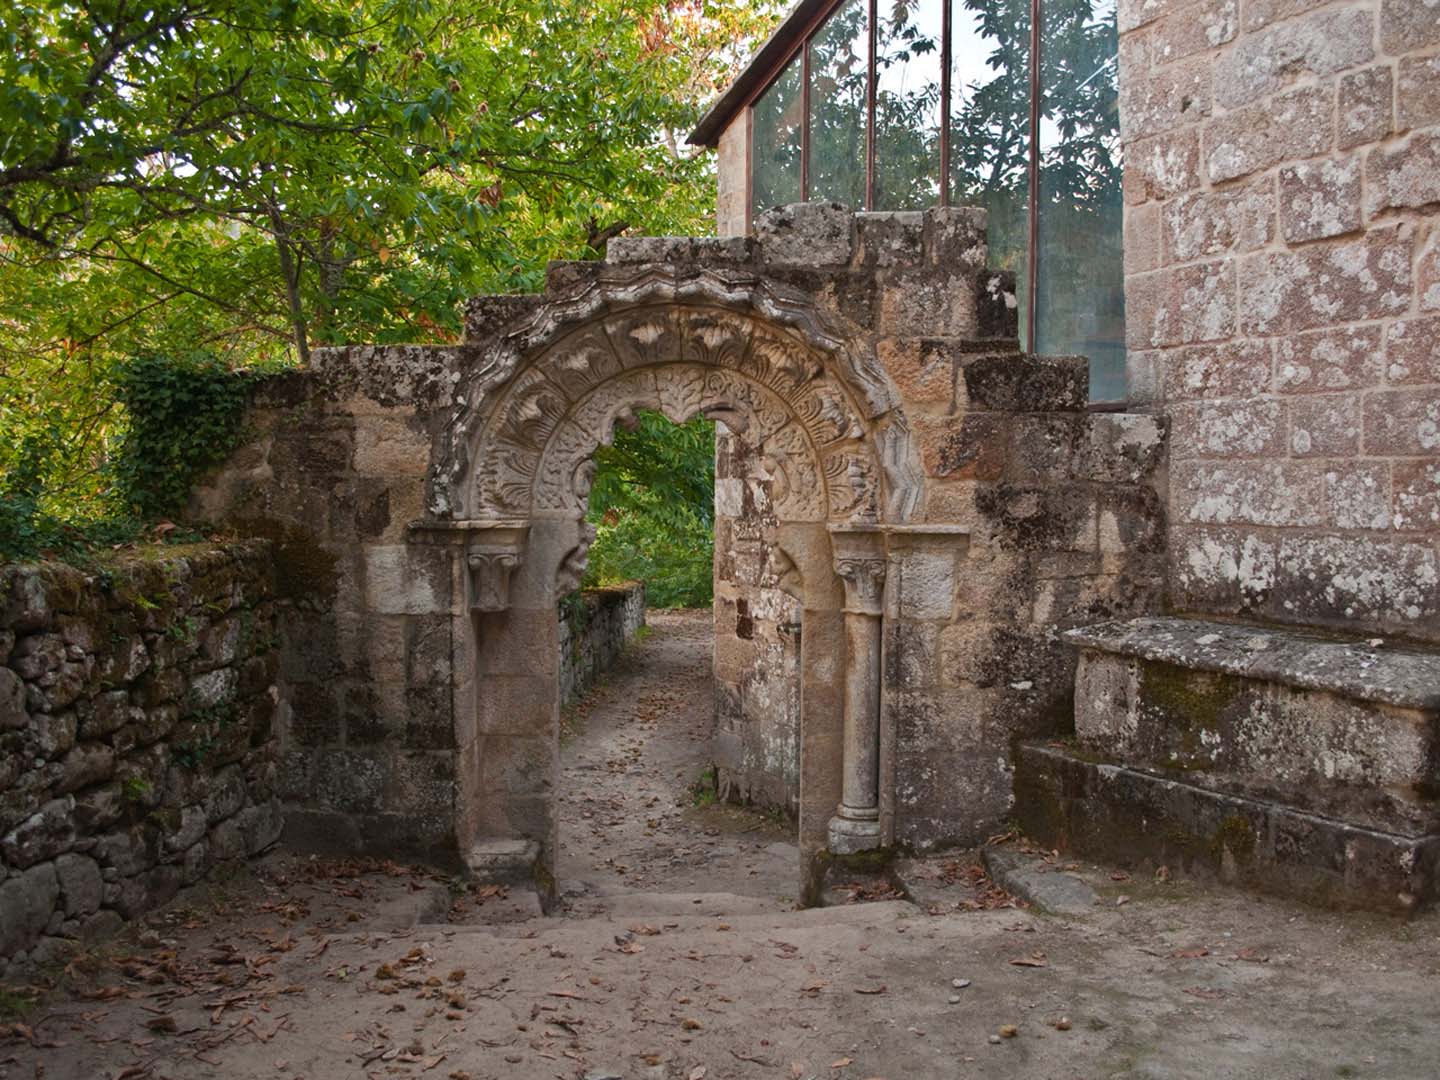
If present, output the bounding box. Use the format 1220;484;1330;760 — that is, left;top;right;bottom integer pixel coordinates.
875;0;944;210
948;0;1031;347
808;0;869;209
752;58;803;219
1035;0;1125;401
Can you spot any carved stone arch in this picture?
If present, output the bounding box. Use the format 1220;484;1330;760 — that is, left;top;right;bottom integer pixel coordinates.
437;266;925;527
534;364;828;524
446;264;927;898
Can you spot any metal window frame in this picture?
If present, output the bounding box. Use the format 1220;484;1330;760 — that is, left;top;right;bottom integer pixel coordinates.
749;0;1037;234
747;0;1045;352
1027;0;1042;351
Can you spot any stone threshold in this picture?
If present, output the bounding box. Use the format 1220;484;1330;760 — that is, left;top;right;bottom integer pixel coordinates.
1065;615;1440;710
1014;741;1440;915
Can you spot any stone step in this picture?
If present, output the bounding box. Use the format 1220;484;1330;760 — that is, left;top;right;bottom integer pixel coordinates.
1065;616;1440;836
410;897;916;941
1014;740;1440;914
557;890;791;918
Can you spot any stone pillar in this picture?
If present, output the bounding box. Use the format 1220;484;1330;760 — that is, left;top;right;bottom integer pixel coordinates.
827;526;887;854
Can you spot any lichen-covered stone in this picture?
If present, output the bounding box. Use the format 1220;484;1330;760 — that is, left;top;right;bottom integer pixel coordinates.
1163;341;1272;401
1278;156;1361;243
1125;129;1201;203
1396;53;1440;130
753;202;855;268
1118;54;1211;140
1366;131;1440;215
1275;326;1383;393
1162;181;1273;262
1211;7;1373;109
0;543;279;965
1204;85;1331;183
1380;0;1440;53
1238;228;1411;336
1338;65;1393;149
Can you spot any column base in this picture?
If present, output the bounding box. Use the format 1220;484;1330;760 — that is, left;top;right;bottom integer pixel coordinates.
828;814;882;855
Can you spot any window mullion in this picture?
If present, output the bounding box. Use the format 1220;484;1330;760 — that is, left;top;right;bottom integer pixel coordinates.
940;0;952;208
865;0;877;210
801;38;812;201
1027;0;1042;351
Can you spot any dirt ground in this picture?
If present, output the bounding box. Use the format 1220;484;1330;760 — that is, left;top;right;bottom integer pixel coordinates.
556;611;796;917
4;611;1440;1080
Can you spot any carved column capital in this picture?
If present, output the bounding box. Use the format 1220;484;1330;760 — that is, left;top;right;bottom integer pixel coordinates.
828;525;888;617
832;556;887;615
466;546;524;612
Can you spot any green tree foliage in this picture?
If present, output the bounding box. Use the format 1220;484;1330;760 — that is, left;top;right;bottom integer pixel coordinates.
0;0;783;554
582;412;715;609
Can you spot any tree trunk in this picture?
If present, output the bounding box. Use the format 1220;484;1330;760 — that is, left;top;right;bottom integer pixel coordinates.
269;208;310;365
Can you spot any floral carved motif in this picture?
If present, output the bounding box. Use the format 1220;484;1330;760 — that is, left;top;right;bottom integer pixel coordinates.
449;267;924;526
833;556;887;616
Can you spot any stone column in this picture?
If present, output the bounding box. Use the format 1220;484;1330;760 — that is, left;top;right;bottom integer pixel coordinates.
827;526;887;854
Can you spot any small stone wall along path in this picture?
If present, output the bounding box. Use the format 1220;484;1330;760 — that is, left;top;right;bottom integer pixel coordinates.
556;609;798;916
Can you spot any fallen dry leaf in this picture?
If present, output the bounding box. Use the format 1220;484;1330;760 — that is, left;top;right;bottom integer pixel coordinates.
1172;947;1210;959
1009;953;1047;968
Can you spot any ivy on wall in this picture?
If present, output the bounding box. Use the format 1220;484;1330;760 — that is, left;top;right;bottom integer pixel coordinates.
112;354;259;520
0;353;259;561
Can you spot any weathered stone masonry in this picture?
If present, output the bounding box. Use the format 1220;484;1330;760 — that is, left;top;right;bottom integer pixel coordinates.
0;543;282;968
197;203;1166;898
558;582;646;706
1011;0;1440;912
1119;0;1440;641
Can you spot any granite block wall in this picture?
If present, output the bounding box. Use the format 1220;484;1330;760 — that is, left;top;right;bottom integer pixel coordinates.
1119;0;1440;641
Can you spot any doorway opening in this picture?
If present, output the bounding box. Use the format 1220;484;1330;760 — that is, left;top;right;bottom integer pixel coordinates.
554;411;801;916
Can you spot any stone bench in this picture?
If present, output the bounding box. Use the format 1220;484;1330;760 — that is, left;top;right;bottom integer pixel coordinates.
1014;615;1440;912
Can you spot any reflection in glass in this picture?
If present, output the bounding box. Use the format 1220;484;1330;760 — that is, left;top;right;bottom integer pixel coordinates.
875;0;944;210
743;0;1128;399
751;59;803;218
948;0;1031;347
808;0;869;209
1035;0;1125;400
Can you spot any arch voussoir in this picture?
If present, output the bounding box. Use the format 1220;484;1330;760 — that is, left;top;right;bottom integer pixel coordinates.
449;265;920;528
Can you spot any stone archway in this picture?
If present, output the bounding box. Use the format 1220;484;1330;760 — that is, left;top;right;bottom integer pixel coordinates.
434;265;927;898
199;205;1166;896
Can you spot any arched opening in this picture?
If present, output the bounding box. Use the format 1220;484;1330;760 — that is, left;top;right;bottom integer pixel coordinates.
447;271;925;905
556;409;807;914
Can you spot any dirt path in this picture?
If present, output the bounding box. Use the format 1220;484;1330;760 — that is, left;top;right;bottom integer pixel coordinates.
6;853;1440;1080
556;609;797;916
6;611;1440;1078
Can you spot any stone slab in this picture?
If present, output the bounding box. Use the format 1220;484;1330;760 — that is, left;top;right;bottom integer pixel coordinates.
981;848;1097;916
465;838;542;886
1073;650;1439;830
1065;616;1440;710
1014;741;1440;914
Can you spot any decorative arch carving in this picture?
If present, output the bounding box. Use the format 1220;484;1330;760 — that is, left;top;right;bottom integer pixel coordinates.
438;266;925;530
